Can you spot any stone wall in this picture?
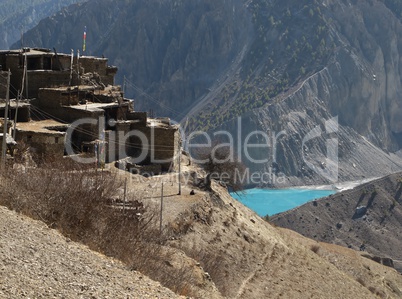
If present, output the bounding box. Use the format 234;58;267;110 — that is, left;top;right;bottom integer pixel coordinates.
76;57;116;86
0;119;13;133
38;88;80;109
0;103;30;122
115;122;180;171
1;51;117;99
27;71;71;98
16;130;65;161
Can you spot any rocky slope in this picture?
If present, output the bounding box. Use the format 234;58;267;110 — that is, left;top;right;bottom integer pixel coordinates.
186;0;402;185
14;0;402;184
0;205;182;298
271;171;402;273
0;0;83;49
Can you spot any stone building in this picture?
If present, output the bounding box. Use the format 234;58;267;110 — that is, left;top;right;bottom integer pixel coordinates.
13;120;67;161
0;47;180;171
0;99;31;122
0;48;117;98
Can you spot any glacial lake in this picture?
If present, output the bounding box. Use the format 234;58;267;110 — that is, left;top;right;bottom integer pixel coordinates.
230;188;336;217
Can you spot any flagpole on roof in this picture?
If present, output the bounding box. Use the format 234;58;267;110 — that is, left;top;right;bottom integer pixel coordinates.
69;49;74;86
83;26;87;54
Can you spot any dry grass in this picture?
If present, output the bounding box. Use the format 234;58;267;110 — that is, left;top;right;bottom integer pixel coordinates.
184;244;229;296
0;159;196;297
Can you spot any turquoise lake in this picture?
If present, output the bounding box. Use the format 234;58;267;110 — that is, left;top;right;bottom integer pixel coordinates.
230;188;336;217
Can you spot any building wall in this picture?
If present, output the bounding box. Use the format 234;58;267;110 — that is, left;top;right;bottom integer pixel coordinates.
16;130;65;161
116;122;180;171
127;111;147;125
0;105;30;122
27;71;71;98
76;57;116;86
1;51;117;99
0;71;7;98
38;88;80;109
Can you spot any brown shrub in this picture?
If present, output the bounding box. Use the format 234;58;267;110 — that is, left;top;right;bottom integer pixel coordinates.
310;244;320;254
193;139;247;192
0;159;196;297
183;244;229;296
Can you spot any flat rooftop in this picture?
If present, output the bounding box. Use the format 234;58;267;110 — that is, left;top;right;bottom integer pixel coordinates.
65;102;128;113
41;85;123;96
16;120;67;135
0;100;30;109
0;48;108;60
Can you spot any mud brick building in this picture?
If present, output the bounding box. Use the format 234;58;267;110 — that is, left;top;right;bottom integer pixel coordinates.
0;48;117;98
0;48;180;171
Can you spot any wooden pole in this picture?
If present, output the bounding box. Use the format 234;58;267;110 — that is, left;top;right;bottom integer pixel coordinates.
25;55;28;99
69;49;74;86
13;53;27;140
20;29;24;48
12;90;19;140
123;177;127;212
1;70;11;170
77;50;80;101
160;182;164;232
178;148;181;195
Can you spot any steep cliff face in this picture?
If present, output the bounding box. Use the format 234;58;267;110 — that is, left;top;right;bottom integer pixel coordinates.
214;64;402;186
0;0;83;49
325;0;402;151
185;0;402;184
16;0;402;184
17;0;252;120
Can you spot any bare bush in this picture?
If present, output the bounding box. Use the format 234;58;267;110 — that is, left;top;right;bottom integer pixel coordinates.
0;159;196;297
184;244;229;296
194;140;247;192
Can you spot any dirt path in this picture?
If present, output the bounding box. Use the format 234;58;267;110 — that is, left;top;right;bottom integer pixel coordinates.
234;250;271;299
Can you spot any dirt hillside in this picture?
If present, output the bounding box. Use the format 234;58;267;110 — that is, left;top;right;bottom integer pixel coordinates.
2;161;402;298
271;172;402;273
167;180;402;298
0;205;183;299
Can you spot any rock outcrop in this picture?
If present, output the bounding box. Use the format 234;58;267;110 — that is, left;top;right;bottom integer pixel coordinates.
0;0;81;49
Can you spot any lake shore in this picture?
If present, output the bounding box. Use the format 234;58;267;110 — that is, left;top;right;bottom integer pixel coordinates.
291;176;380;191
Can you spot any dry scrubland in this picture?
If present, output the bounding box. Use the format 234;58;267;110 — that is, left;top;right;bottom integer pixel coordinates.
1;159;402;298
272;172;402;273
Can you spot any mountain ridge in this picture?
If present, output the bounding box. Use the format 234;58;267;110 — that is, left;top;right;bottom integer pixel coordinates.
0;0;84;49
14;0;402;184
